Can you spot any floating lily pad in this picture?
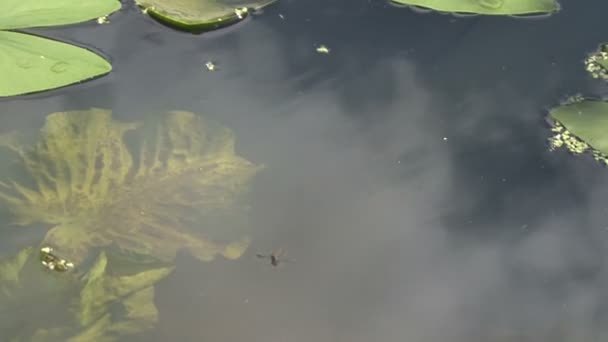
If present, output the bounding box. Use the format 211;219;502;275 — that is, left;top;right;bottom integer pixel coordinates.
0;247;173;341
135;0;277;32
0;31;112;97
0;0;121;97
391;0;559;15
548;99;608;165
0;109;261;265
0;0;121;30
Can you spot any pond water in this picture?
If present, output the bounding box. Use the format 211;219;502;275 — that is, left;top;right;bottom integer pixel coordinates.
3;0;608;341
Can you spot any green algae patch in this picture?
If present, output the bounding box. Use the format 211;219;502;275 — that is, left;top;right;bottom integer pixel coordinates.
135;0;277;33
0;108;261;265
391;0;559;15
0;247;173;342
549;99;608;165
0;108;261;339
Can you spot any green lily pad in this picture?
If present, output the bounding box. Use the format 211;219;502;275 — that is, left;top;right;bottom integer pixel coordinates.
0;0;121;97
0;247;173;341
135;0;278;32
0;31;112;97
548;99;608;165
0;0;121;30
391;0;559;15
0;109;261;265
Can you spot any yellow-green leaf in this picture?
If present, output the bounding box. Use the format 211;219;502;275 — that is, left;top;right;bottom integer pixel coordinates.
0;0;121;30
136;0;277;32
0;31;111;97
391;0;559;15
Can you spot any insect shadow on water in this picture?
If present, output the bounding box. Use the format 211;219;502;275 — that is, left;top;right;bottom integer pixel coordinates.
256;247;294;267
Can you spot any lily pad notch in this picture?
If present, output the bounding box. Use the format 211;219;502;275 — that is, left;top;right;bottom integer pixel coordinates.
0;0;122;97
390;0;560;16
135;0;279;33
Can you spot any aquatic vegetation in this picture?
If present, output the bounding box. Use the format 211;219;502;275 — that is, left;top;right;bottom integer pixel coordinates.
0;108;259;339
0;0;121;97
547;43;608;166
548;99;608;165
135;0;278;32
0;108;261;265
391;0;559;15
0;247;172;341
585;44;608;80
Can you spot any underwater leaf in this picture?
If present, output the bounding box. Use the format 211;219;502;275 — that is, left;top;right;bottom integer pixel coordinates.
0;108;261;265
0;31;111;97
0;0;121;30
0;246;73;342
107;286;160;334
0;247;30;291
548;99;608;165
77;251;172;326
0;247;172;342
391;0;559;15
135;0;277;32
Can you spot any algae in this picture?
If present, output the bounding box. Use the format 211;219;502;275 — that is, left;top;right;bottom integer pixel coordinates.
0;108;261;264
0;247;173;341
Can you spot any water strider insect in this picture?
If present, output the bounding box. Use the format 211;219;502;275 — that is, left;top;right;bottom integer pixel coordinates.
256;247;293;267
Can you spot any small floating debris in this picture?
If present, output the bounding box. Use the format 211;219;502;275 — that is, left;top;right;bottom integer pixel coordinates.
316;45;330;54
97;15;110;24
40;246;74;273
205;61;217;71
278;13;285;20
234;7;248;19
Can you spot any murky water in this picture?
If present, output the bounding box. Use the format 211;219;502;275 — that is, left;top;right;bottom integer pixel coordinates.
3;0;608;341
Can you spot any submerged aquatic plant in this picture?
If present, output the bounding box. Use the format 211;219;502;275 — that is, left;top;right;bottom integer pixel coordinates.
0;108;261;265
135;0;278;32
0;247;173;341
0;108;260;339
391;0;559;15
0;0;121;97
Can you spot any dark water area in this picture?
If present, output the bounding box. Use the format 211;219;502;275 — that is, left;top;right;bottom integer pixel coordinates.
3;0;608;341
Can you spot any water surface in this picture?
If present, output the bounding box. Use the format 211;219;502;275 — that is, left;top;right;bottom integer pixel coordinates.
3;0;608;341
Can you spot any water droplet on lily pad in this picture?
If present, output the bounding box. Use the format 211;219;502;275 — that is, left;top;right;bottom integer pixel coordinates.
16;59;33;69
51;61;69;73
